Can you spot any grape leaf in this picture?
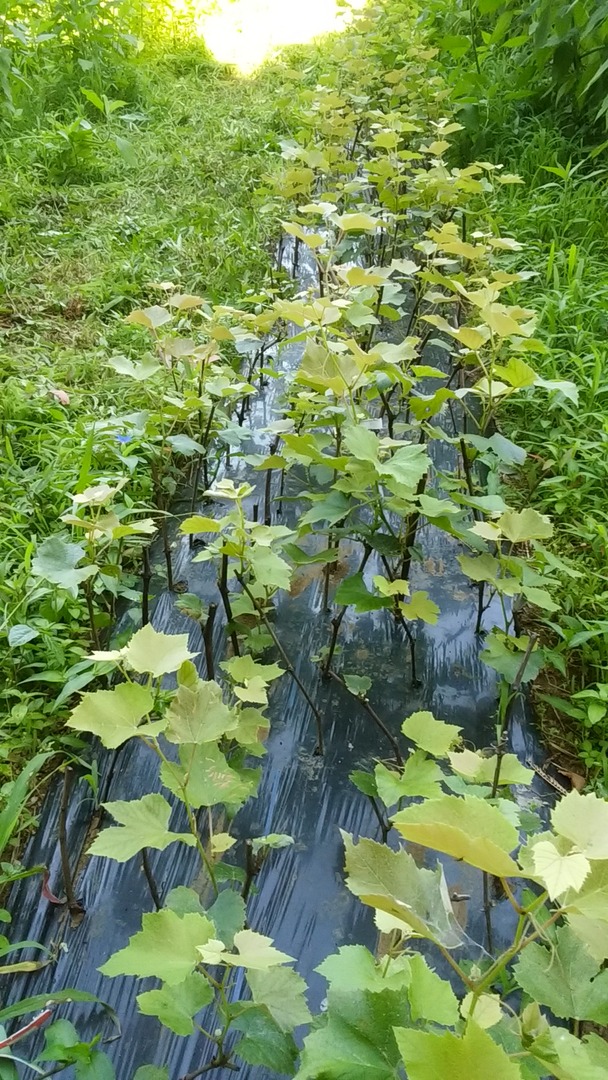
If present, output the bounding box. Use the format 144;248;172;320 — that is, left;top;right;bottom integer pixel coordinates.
199;930;294;970
552;791;608;860
448;749;533;786
530;1027;608;1080
165;678;237;745
160;743;256;809
407;953;459;1025
334;212;385;232
123;624;197;677
296;985;409;1080
401;712;462;757
221;655;284;684
88;794;196;862
317;946;411;994
395;1021;522;1080
562;860;608;920
137;972;213;1035
497;508;553;542
335;573;389;612
67;683;162;749
233;1006;298;1074
375;752;442;805
392;795;521;877
100;910;215;985
514;924;608;1022
532;839;590;899
208;890;246;948
342;832;462;947
247;966;312;1031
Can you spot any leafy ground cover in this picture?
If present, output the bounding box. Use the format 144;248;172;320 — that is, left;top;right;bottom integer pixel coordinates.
422;0;608;782
0;6;317;815
1;1;608;1078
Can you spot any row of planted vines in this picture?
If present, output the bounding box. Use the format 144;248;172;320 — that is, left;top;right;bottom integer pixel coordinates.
2;2;608;1079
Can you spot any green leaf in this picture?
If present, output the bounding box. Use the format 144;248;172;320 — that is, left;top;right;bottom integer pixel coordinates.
407;953;459;1025
75;1051;115;1080
300;490;352;527
0;751;52;854
562;860;608;921
343;425;380;464
448;749;533;786
100;909;215;985
342;832;462;947
401;712;462;757
395;1021;522;1080
208;890;246;948
67;683;161;749
8;624;39;647
248;545;292;592
497;508;553;542
400;592;440;624
132;1070;170;1080
88;794;196;862
165;678;237;745
379;444;428;494
481;630;544;684
180;515;220;535
247;966;312;1031
221;655;283;685
81;87;104;112
530;1028;608;1080
165;886;205;916
552;791;608;860
392;795;521;877
531;839;590;900
375;752;442;805
161;743;256;809
126;305;171;330
250;833;294;854
107;354;161;381
198;929;294;969
124;624;198;677
335;573;389;612
514;924;608;1023
350;770;379;797
317;946;410;994
137;972;213;1035
114;134;137;166
233;1006;298;1074
32;536;96;593
334;212;385;232
343;674;373;696
296;985;408;1080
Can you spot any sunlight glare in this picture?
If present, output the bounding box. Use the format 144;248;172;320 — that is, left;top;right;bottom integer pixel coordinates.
195;0;364;73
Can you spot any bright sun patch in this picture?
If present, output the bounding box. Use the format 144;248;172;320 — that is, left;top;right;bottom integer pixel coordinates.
194;0;363;73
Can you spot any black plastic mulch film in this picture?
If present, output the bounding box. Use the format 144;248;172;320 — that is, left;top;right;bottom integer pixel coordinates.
7;240;549;1078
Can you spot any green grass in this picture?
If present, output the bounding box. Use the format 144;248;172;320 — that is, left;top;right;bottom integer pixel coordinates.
424;10;608;780
0;26;325;797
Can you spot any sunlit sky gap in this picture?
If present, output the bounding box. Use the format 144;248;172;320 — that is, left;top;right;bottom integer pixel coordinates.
189;0;366;73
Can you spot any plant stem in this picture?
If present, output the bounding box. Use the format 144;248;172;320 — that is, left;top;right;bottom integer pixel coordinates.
141;847;162;909
327;670;403;765
218;554;241;657
322;543;372;677
235;573;324;755
203;602;218;680
59;767;84;919
141;545;151;627
490;634;537;798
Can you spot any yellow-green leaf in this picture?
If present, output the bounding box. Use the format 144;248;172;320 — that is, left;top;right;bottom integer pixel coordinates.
392;795;521;877
401;711;462;757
